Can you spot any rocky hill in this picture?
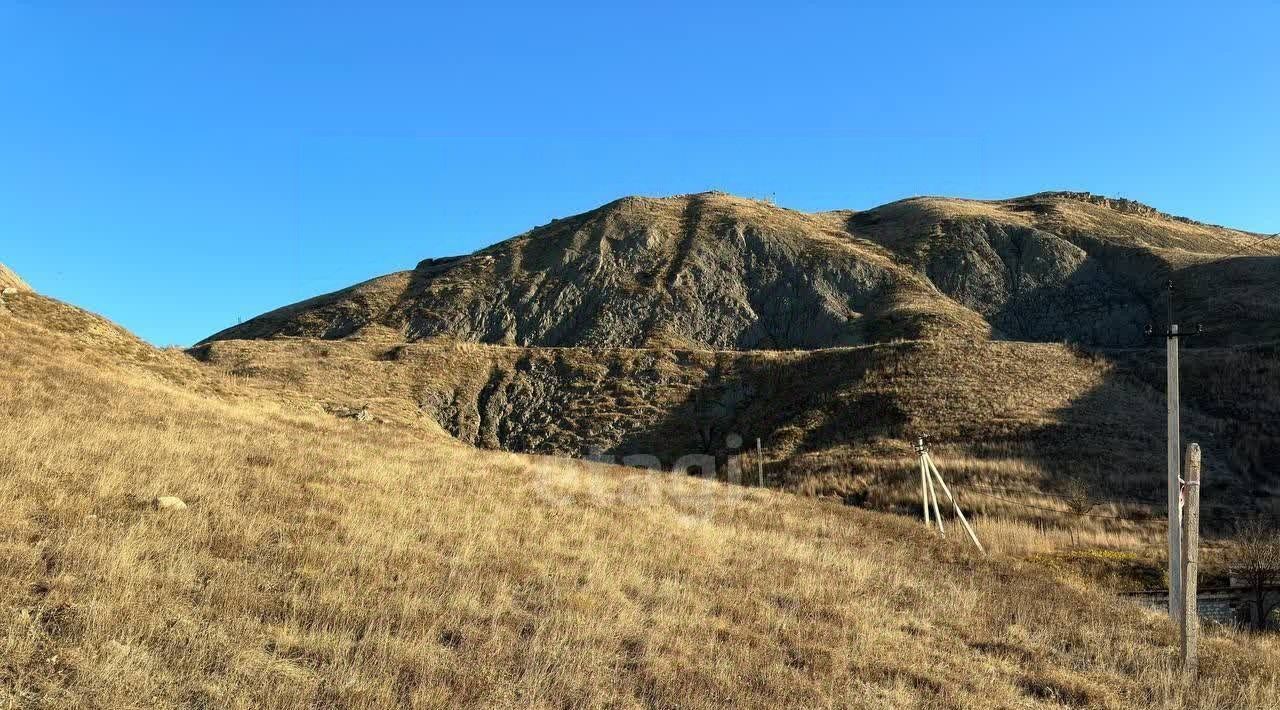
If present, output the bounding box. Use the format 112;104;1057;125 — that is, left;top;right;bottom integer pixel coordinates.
195;191;1280;529
204;192;991;349
204;191;1279;349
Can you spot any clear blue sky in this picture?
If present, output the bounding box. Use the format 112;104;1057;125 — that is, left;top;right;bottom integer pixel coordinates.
3;2;1277;345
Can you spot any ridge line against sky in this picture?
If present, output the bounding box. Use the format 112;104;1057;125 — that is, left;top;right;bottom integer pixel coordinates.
2;2;1277;345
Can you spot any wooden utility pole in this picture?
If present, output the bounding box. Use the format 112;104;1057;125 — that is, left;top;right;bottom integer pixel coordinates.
1166;282;1183;622
1181;443;1202;678
1151;282;1207;622
1149;281;1206;621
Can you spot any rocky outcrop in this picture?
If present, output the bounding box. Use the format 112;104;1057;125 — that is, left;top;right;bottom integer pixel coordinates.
1034;191;1198;222
894;218;1157;345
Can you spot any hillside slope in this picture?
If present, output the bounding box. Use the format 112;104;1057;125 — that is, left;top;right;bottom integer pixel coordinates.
204;191;1279;349
205;192;993;349
845;192;1279;346
4;291;1280;707
0;261;30;292
193;333;1278;534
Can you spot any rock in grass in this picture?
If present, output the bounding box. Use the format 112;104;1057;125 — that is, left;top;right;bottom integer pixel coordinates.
153;496;188;511
325;404;372;422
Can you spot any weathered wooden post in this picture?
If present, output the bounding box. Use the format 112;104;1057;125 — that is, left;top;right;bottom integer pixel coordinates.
1181;443;1201;678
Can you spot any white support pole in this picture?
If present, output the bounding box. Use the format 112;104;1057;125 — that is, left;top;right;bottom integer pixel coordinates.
926;464;945;535
921;454;931;527
1168;323;1182;621
926;455;986;555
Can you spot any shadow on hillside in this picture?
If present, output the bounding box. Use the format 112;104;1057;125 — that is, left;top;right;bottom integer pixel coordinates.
1025;346;1280;535
385;257;1279;531
986;240;1163;347
606;348;903;480
1174;255;1280;346
843;211;1174;348
594;339;1274;534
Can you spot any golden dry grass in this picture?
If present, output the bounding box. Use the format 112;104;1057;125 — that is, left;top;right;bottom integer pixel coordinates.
0;262;29;291
4;293;1280;709
852;192;1277;257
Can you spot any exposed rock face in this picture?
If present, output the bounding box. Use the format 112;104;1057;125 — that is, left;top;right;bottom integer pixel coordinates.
202;192;992;348
202;191;1278;349
901;218;1154;345
1033;191;1217;226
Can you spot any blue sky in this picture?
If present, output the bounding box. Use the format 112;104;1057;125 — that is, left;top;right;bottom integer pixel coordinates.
2;2;1277;345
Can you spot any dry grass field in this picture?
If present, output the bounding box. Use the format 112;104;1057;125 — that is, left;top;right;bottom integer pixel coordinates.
4;293;1280;708
0;264;29;291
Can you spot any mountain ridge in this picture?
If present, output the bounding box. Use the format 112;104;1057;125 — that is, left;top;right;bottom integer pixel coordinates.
202;190;1279;349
